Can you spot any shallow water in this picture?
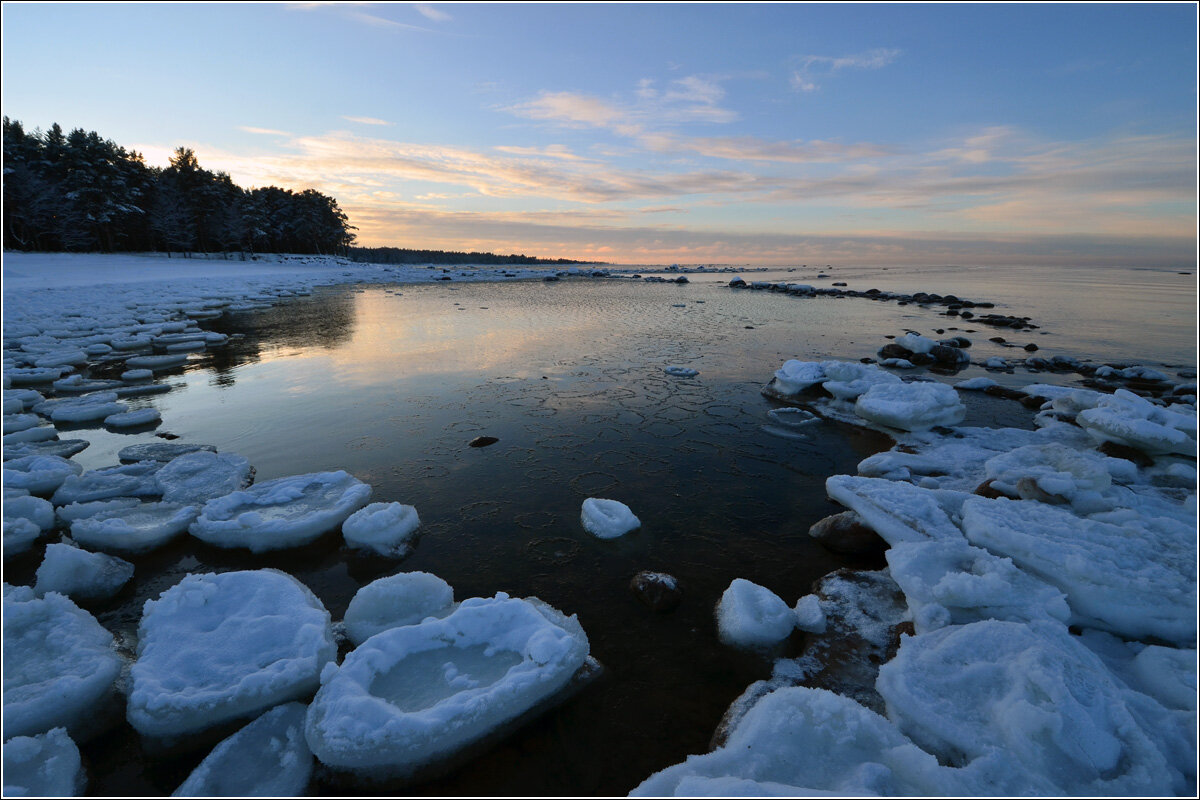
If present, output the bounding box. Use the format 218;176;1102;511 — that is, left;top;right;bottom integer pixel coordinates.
13;265;1196;796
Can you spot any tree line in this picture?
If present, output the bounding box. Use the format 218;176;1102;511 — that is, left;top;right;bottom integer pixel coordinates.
347;246;593;266
2;118;356;256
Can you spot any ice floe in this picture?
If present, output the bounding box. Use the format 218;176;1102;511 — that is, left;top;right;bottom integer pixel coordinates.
128;570;336;741
1077;388;1197;455
34;543;134;601
580;497;640;539
103;407;161;428
343;571;455;646
1;727;86;797
663;365;699;377
3;454;83;495
716;578;795;650
341;501;421;557
854;380;966;432
305;593;590;779
70;502;199;555
156;450;253;504
190;471;371;552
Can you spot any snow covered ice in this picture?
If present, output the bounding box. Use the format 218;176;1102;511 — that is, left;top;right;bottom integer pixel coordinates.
853;380;966;432
172;702;313;797
580;497;641;539
128;569;336;741
305;593;590;779
155;449;253;504
190;471;371;552
343;571;455;646
341;501;421;557
34;542;134;601
715;578;796;650
3;454;83;495
70;501;199;555
2;727;86;797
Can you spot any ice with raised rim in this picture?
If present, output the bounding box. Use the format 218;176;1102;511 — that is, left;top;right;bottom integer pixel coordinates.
128;569;336;741
190;471;371;552
854;381;966;432
172;702;313;797
341;501;421;557
663;365;699;377
2;585;123;740
70;502;199;555
580;497;641;539
34;543;135;602
343;571;455;646
305;593;590;778
103;407;161;428
1;727;86;797
156;450;254;504
716;578;796;650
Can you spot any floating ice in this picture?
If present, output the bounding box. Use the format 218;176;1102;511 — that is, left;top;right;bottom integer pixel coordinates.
4;494;55;537
821;361;901;401
121;369;153;381
341;501;421;557
52;462;164;505
118;441;217;463
71;502;199;555
765;407;819;427
884;539;1069;633
4;413;41;434
771;360;826;395
580;497;640;539
3;455;83;495
34;543;134;602
1077;389;1197;455
50;397;128;424
716;578;795;650
1;727;86;797
172;702;313;797
343;571;455;646
56;497;142;526
954;377;998;391
103;407;161;428
854;381;966;432
877;620;1188;795
156;450;253;504
2;425;58;445
825;475;967;545
960;496;1196;645
2;585;123;740
128;570;336;741
124;353;188;370
305;593;590;779
663;366;699;377
190;471;371;552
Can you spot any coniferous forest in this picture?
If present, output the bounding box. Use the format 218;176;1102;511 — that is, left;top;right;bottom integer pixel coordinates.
2;118;356;256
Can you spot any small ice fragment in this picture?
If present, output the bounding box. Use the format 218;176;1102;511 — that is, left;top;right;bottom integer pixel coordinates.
766;407;819;427
343;571;454;646
341;501;420;557
955;377;998;391
793;594;826;633
103;407;161;428
716;578;795;650
172;703;312;797
34;543;134;602
663;366;699;377
1;728;86;797
580;498;640;539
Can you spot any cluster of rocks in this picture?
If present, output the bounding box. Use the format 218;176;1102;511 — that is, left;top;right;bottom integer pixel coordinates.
727;277;1001;316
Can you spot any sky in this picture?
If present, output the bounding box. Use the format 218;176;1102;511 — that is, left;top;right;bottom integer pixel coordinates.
2;2;1196;266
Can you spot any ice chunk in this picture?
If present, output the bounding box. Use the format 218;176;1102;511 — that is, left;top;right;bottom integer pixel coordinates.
56;497;141;526
580;497;640;539
854;381;966;432
50;398;128;424
52;462;164;505
4;494;56;534
172;702;312;797
825;475;967;545
983;443;1112;509
121;369;153;381
1;728;85;797
103;407;161;428
341;501;421;557
894;332;937;354
4;413;41;434
771;360;826;395
954;377;998;391
663;365;699;377
2;586;122;740
305;593;589;779
128;570;336;741
3;455;83;495
71;502;199;555
190;471;371;552
343;571;455;646
820;361;901;401
631;687;947;797
156;450;253;504
35;543;134;601
716;579;795;650
765;407;819;427
123;353;188;370
118;441;217;463
885;539;1069;633
792;594;826;634
961;496;1196;645
876;620;1188;795
1077;389;1197;455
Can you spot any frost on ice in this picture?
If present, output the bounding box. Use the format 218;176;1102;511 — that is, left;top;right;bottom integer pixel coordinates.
1076;388;1197;455
128;570;336;741
580;497;640;539
715;578;795;651
305;593;590;779
2;727;86;798
190;471;371;552
343;571;455;646
172;702;313;797
341;501;421;557
2;585;123;741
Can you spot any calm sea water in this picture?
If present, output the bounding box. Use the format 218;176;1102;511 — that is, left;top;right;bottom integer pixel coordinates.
30;263;1197;796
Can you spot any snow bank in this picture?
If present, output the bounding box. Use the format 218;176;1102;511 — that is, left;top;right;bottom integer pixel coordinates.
128;570;336;741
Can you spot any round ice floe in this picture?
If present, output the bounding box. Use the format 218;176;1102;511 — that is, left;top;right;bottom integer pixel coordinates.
124;353;188;370
35;543;134;602
343;572;455;646
103;407;161;428
766;407;819;427
3;455;82;495
128;570;336;741
172;702;312;797
118;441;217;463
120;369;153;382
1;727;86;797
821;361;901;401
876;620;1187;795
56;497;142;527
305;594;589;778
4;413;42;434
2;585;123;740
50;398;128;424
190;471;371;552
5;438;90;461
772;360;826;395
52;462;164;505
716;578;795;650
663;365;699;377
71;502;199;555
983;443;1112;506
1077;389;1197;455
341;501;420;556
156;450;253;504
4;494;55;534
854;381;965;431
580;498;640;539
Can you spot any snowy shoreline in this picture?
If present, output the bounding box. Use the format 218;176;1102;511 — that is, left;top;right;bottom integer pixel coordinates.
3;252;1196;796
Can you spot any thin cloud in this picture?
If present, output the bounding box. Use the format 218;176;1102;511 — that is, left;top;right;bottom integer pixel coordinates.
791;47;901;92
343;115;394;126
239;126;291;136
413;3;451;22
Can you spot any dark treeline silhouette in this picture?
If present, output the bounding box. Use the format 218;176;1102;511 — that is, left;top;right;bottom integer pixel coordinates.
348;245;596;266
2;118;355;256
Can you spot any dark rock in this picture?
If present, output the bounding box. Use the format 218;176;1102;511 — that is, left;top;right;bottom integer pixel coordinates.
832;282;847;286
878;343;913;360
728;278;747;288
468;436;499;448
989;336;1007;343
674;276;689;284
543;275;560;282
1097;440;1155;467
1023;343;1039;352
930;344;970;366
973;479;1010;499
959;311;974;319
1020;394;1047;409
909;352;936;366
156;432;181;440
629;571;682;612
807;511;887;557
939;336;972;348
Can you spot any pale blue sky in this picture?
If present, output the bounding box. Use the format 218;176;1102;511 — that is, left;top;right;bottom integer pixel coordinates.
2;2;1196;264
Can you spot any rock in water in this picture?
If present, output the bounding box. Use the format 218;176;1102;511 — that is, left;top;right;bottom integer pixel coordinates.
629;571;682;612
468;436;499;448
806;510;886;557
